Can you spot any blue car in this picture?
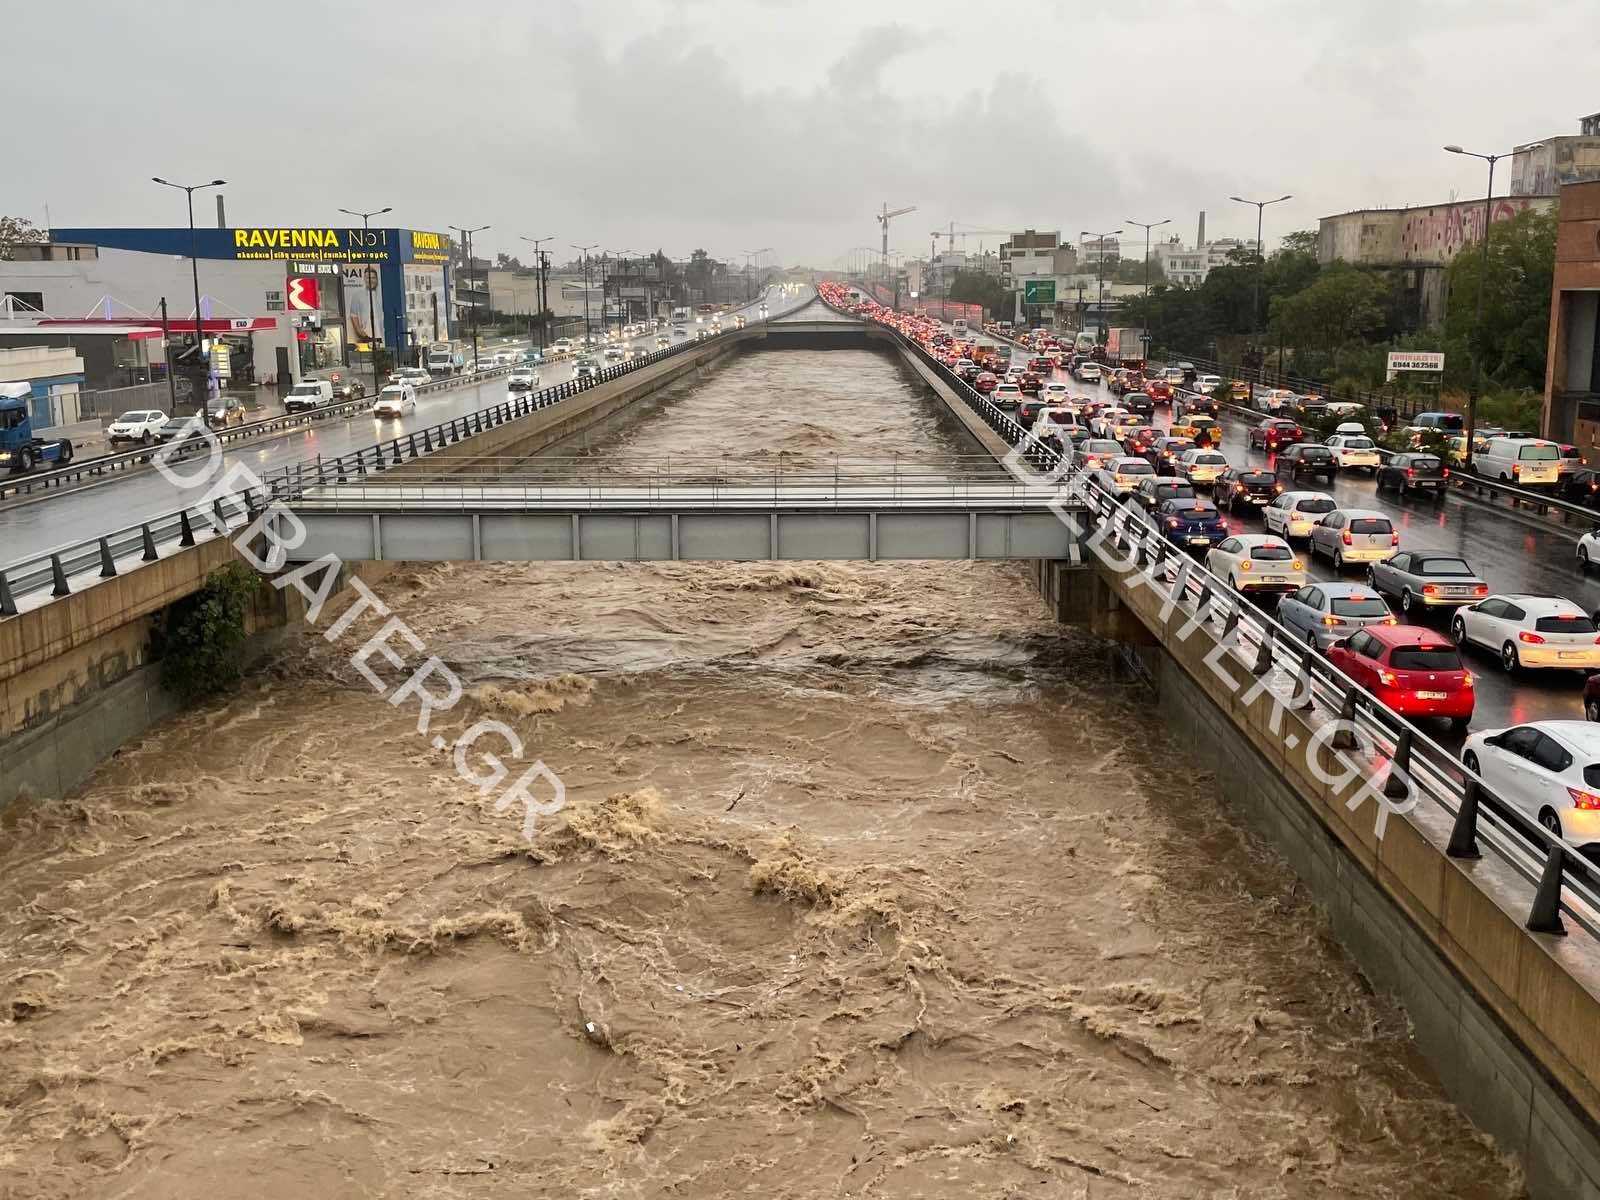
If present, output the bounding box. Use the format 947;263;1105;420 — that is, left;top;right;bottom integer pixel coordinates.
1156;497;1229;552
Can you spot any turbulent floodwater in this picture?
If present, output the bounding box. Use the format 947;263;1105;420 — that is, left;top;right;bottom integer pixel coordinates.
0;347;1523;1198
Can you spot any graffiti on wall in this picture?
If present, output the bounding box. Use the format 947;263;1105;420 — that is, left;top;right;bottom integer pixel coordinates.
1400;198;1548;262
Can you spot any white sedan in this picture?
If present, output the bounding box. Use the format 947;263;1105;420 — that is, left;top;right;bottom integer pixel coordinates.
1207;534;1307;595
1323;433;1381;472
1462;721;1600;851
1451;594;1600;673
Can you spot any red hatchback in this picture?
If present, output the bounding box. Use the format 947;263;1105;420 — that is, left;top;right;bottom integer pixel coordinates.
1328;624;1475;731
974;371;999;393
1144;379;1172;403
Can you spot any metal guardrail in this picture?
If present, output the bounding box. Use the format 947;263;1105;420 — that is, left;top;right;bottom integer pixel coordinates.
823;286;1600;941
0;358;527;503
0;290;811;614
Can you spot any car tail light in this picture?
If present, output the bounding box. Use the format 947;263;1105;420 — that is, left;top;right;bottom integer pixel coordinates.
1168;518;1181;528
1383;616;1399;626
1236;483;1246;492
1292;560;1303;571
1512;463;1522;475
1473;585;1488;596
1239;560;1252;571
1342;531;1354;545
1322;615;1341;626
1422;585;1439;595
1406;467;1415;478
1567;786;1600;811
1390;531;1401;546
1442;468;1451;478
1520;631;1547;644
1378;670;1398;686
1463;672;1474;688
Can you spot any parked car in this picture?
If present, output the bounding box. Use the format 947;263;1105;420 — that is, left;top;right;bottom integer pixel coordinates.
106;409;169;445
1376;452;1449;496
371;384;417;418
1276;443;1337;484
1329;625;1475;731
1452;595;1600;674
1263;491;1337;540
1462;722;1600;848
1323;433;1381;472
1248;416;1299;448
1194;374;1223;396
1135;476;1196;509
1206;534;1306;595
1155;498;1229;551
1366;552;1489;617
1213;467;1283;514
1277;582;1398;651
1307;508;1398;570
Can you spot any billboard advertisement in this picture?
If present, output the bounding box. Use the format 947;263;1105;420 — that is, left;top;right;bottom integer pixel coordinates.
342;264;384;348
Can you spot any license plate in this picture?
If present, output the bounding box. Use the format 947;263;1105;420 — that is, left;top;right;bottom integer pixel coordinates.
1444;587;1472;597
1559;650;1589;660
1246;495;1267;503
1258;576;1287;583
1417;691;1449;700
1188;536;1209;545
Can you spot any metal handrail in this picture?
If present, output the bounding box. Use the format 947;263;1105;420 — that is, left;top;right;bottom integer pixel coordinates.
0;290;814;613
823;285;1600;940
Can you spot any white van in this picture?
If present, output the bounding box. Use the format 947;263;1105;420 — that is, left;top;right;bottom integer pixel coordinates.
1477;437;1561;487
284;379;334;413
952;318;969;337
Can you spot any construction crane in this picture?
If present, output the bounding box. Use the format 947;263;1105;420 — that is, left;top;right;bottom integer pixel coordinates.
936;222;1011;253
876;202;916;278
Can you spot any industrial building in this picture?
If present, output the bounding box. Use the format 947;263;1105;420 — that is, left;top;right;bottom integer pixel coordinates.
1543;178;1600;445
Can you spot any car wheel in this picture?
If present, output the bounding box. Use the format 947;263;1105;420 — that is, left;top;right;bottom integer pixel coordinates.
1581;545;1592;572
1334;549;1345;572
1540;809;1563;839
1463;751;1480;774
1307;630;1319;652
1501;641;1520;674
1451;615;1467;645
1587;697;1600;723
140;431;152;445
1401;590;1414;615
1365;566;1378;588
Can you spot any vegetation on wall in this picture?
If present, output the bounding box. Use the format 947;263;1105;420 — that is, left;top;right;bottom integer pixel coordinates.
156;562;262;704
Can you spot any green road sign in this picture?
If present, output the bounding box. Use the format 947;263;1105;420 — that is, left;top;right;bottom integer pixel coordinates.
1023;279;1056;305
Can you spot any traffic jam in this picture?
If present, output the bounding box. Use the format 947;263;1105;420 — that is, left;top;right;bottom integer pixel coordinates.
818;280;1600;853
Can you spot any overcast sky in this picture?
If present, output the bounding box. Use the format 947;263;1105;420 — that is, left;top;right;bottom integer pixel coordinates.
8;0;1597;268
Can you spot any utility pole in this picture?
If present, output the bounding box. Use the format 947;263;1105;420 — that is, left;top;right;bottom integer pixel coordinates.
159;296;177;411
152;176;225;398
449;224;490;371
1126;217;1169;360
520;235;554;354
1080;228;1123;344
571;243;598;346
340;205;393;393
1229;193;1292;375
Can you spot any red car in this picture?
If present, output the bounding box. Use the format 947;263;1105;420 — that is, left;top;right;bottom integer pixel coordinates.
1029;356;1054;374
974;371;999;393
1249;418;1304;450
1144;379;1172;403
1327;624;1475;731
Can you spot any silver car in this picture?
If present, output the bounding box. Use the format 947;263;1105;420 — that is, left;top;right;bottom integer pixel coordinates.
1366;551;1488;617
1307;508;1397;571
1276;582;1397;651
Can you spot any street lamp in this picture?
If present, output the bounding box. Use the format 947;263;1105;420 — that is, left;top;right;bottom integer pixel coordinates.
571;243;599;347
449;224;490;371
1444;143;1540;470
520;235;554;353
152;176;225;405
1080;229;1123;344
339;205;392;392
1229;193;1292;364
1126;218;1170;359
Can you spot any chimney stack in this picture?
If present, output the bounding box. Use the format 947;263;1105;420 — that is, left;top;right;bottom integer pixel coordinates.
1196;210;1206;249
216;194;226;228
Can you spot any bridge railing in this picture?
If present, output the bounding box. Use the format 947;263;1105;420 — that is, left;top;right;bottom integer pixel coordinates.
820;283;1600;941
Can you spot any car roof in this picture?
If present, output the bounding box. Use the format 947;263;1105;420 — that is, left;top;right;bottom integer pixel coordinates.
1316;581;1382;597
1331;507;1390;520
1509;720;1600;750
1359;624;1456;647
1486;594;1584;614
1232;533;1290;546
1281;490;1334;501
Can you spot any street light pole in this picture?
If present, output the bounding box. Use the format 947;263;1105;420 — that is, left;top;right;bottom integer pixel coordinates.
152;176;225;407
1126;217;1170;359
1444;143;1539;470
339;205;392;393
520;235;554;354
1229;193;1292;372
449;224;490;371
571;243;599;347
1080;229;1123;345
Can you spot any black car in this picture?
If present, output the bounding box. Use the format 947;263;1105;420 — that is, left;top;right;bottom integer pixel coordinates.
1214;467;1283;514
1136;477;1196;509
1277;443;1336;483
205;395;247;428
1017;397;1046;429
1175;393;1219;418
1123;392;1154;418
1563;467;1600;508
1376;452;1448;496
1145;436;1196;472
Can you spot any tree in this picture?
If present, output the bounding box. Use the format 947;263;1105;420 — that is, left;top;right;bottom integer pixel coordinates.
1268;263;1387;366
495;252;525;271
1444;208;1557;393
1280;229;1318;256
0;215;45;261
1114;256;1166;285
946;270;1009;315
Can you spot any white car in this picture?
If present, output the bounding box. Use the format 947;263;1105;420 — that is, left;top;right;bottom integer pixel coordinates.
1323;433;1381;472
1097;455;1155;496
1042;381;1072;404
106;409;169;445
605;345;625;360
1090;408;1129;438
371;384;416;418
1194;374;1223;395
1461;721;1600;850
1175;448;1229;487
1307;508;1397;570
992;382;1023;409
507;369;541;391
553;338;575;354
1074;362;1101;383
1451;594;1600;673
1263;491;1338;540
1578;529;1600;572
1207;534;1306;595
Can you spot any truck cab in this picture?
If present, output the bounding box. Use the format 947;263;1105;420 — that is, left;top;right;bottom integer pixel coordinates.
0;384;74;474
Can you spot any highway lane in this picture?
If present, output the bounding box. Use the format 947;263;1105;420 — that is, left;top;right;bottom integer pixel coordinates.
0;290;793;564
941;320;1600;738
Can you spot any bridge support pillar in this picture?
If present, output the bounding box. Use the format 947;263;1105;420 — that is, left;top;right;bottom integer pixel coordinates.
1035;559;1155;643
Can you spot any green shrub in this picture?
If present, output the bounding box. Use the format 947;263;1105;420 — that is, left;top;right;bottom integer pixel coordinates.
156;561;262;704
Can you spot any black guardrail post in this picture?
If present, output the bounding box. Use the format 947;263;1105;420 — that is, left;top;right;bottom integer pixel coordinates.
1527;845;1570;935
0;572;15;617
178;510;196;547
1331;688;1360;749
1384;728;1415;800
141;525;158;561
1448;779;1484;859
50;555;70;597
98;537;117;578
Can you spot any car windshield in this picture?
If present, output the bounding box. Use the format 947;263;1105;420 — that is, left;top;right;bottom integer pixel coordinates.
1349;518;1391;534
1518;445;1559;461
1295;498;1336;514
1299;447;1332;458
1342;437;1374;449
116;410;152;421
1240;471;1275;484
1415;557;1473;576
1195;454;1226;465
1116;461;1153;475
1173;507;1214;521
1331;596;1390;617
1158;485;1195;499
1534;615;1598;634
1410;456;1442;470
1251;545;1293;560
1389;647;1462;671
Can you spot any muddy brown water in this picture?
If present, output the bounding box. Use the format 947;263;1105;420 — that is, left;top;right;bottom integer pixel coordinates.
0;349;1521;1197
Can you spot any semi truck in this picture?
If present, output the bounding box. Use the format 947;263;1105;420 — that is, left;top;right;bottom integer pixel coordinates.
0;383;75;474
1104;327;1148;366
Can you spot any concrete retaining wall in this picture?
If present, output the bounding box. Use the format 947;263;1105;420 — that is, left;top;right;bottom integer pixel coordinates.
1037;559;1600;1198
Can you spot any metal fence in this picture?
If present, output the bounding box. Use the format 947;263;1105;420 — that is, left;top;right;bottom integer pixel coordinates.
75;382;172;421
